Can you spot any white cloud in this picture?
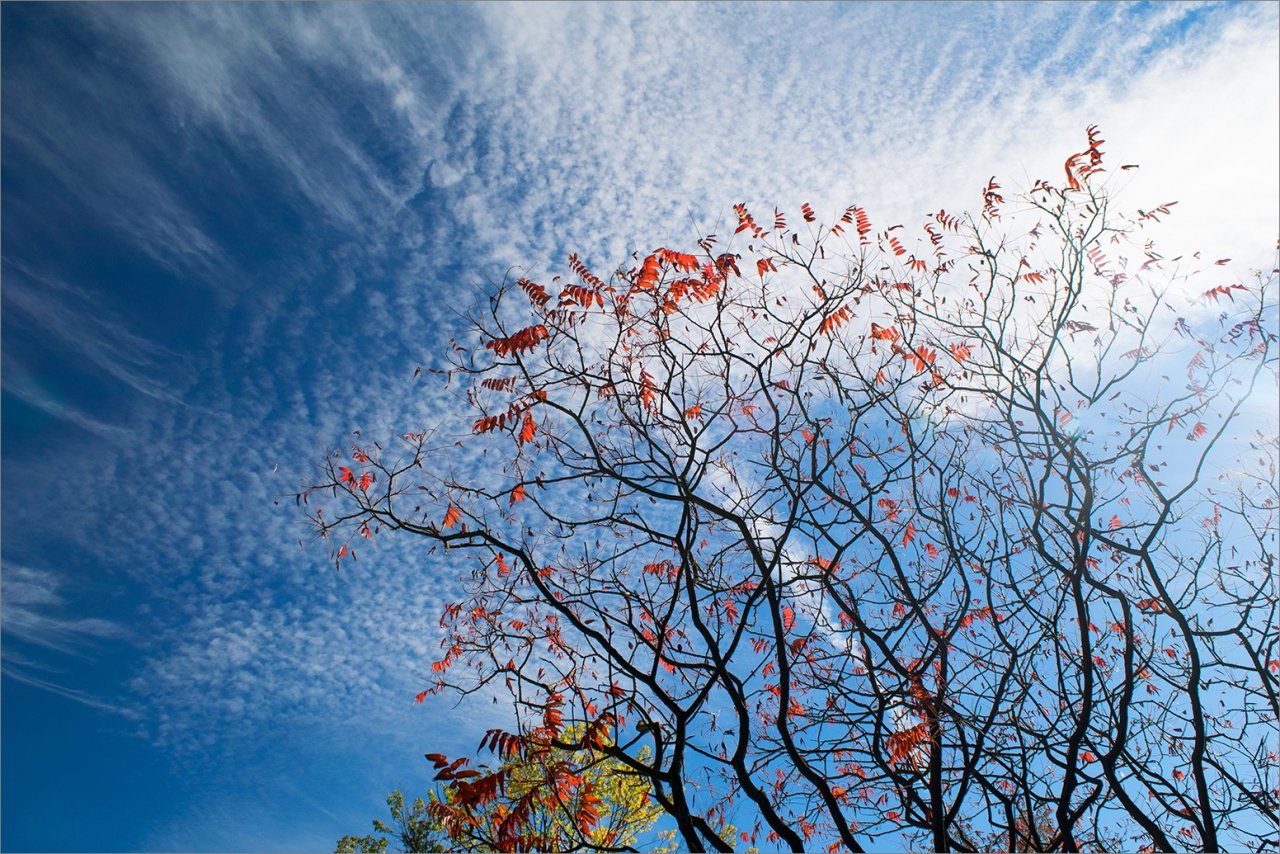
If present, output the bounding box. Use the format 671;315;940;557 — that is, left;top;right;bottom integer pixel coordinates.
3;8;1275;845
1;563;130;653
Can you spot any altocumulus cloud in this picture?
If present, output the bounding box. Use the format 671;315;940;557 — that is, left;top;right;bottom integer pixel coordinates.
1;2;1275;849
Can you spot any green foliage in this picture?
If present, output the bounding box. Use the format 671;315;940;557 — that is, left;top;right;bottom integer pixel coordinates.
430;724;663;852
335;833;387;853
341;734;661;853
337;789;446;853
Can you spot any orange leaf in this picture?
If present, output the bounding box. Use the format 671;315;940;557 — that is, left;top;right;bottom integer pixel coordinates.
486;324;549;357
509;484;526;506
442;506;461;529
415;691;428;704
819;304;854;336
519;413;537;444
685;404;703;419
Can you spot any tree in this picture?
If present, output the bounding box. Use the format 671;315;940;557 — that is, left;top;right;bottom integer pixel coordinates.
337;789;446;853
425;719;664;852
338;722;662;853
302;127;1278;852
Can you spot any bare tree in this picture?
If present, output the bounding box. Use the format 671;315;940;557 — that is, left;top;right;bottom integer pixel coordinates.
300;128;1278;852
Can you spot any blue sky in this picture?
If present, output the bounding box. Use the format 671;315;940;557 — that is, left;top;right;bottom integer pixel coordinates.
2;3;1277;851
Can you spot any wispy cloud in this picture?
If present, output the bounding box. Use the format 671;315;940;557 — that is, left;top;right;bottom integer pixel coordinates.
2;3;1275;847
14;0;1277;745
1;563;130;654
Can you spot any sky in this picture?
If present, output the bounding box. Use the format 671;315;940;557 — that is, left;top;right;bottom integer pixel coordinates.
1;2;1277;851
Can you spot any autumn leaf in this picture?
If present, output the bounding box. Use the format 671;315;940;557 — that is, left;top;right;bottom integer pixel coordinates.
870;323;899;342
509;484;526;506
485;324;549;357
416;691;429;704
903;522;916;546
818;304;853;336
442;505;461;529
519;413;538;444
636;254;661;289
685;404;703;420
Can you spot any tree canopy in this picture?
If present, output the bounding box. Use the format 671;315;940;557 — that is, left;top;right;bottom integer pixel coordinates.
304;127;1278;853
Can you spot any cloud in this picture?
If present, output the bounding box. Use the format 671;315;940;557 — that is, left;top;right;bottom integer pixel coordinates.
2;261;195;406
1;562;138;720
3;0;1275;786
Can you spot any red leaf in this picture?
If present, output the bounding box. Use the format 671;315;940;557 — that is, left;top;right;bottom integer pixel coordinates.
415;691;428;704
801;202;816;223
486;324;549;357
757;257;777;278
903;522;916;546
442;506;461;529
636;254;661;290
1188;422;1207;440
685;404;703;420
906;346;937;372
818;304;854;336
509;484;526;506
853;207;872;242
519;413;537;444
782;607;795;632
516;277;551;307
870;323;899;342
